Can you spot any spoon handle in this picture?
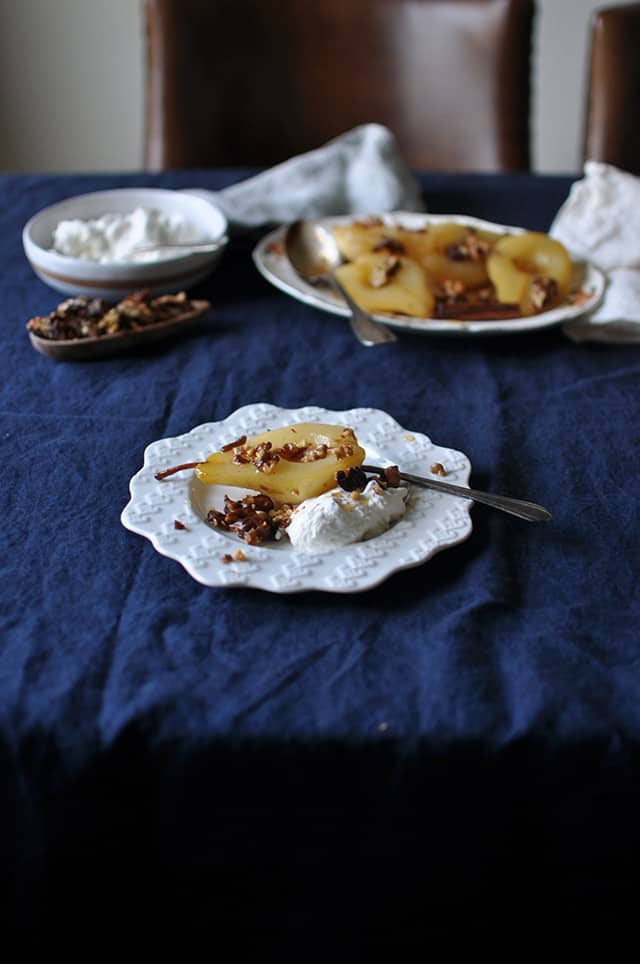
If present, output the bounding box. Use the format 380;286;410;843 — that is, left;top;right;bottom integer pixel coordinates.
133;236;229;254
328;276;397;346
362;465;552;523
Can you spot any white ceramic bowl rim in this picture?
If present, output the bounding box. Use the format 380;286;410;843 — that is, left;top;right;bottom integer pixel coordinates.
23;187;227;270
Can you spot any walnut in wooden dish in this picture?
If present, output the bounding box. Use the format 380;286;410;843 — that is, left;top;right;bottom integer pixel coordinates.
26;289;200;341
26;289;211;360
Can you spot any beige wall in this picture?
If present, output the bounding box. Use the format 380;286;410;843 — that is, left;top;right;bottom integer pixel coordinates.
0;0;144;172
0;0;635;174
532;0;638;171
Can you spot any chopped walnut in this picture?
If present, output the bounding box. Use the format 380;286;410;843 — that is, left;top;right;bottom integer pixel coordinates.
372;234;406;255
96;290;158;334
270;505;294;529
379;465;401;487
254;448;280;473
445;229;490;262
334;429;357;458
96;308;123;335
475;286;495;303
331;444;354;460
232;441;280;473
304;442;329;460
208;493;292;546
278;441;328;462
27;289;204;341
369;255;401;288
151;291;188;308
278;443;307;462
441;279;466;302
228;433;353;471
529;276;558;312
26;297;105;339
430;462;447;476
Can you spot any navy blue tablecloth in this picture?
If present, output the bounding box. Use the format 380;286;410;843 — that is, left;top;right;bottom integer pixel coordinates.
2;169;639;943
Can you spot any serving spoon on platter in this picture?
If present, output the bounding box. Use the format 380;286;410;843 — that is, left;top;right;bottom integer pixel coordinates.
362;465;552;522
284;220;397;346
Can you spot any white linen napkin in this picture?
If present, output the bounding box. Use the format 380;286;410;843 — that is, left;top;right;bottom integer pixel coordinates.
550;162;640;343
187;124;425;229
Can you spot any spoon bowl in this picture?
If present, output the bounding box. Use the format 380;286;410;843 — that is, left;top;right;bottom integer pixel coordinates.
284;220;397;346
286;221;343;278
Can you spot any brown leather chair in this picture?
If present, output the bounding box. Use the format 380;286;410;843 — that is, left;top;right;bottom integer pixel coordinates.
583;3;640;175
144;0;534;172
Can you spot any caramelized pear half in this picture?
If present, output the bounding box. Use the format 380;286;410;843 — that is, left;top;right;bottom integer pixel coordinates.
335;252;435;317
333;221;439;264
420;224;499;289
195;423;365;505
487;232;572;313
332;220;400;261
422;252;490;289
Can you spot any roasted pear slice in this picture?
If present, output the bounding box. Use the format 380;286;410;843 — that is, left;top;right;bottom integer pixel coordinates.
195;423;365;505
422;252;490;289
334;252;435;317
420;224;499;289
487;232;572;314
485;251;531;304
331;221;433;262
332;219;401;261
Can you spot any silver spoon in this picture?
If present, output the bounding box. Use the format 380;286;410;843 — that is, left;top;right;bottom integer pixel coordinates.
362;465;552;523
284;220;397;346
132;236;229;255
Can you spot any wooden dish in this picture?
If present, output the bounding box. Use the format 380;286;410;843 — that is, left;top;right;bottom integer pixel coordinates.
27;299;211;360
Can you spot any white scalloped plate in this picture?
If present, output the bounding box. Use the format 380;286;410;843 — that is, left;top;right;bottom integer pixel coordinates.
252;212;606;336
121;403;473;593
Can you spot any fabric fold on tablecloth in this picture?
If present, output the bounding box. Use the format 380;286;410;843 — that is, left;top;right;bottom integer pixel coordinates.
550;162;640;344
185;124;425;230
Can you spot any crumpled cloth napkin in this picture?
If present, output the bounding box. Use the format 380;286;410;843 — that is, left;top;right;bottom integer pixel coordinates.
187;124;425;230
550;162;640;344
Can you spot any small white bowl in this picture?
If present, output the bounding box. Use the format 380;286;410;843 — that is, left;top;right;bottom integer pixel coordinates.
23;188;228;299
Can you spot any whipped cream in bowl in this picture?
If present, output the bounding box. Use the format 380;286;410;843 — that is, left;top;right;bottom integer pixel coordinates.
51;207;206;263
23;187;227;298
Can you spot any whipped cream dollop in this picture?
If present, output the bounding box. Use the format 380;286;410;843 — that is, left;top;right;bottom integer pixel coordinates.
51;207;204;263
286;480;408;553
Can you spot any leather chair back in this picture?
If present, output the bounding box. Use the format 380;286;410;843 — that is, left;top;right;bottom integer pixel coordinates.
583;3;640;175
144;0;534;172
